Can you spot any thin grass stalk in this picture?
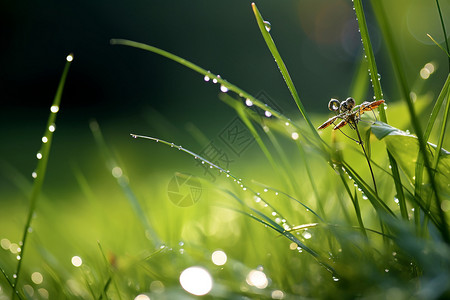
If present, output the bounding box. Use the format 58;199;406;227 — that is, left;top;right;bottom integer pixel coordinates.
353;0;408;223
435;0;450;70
370;1;450;243
354;122;377;194
12;54;73;299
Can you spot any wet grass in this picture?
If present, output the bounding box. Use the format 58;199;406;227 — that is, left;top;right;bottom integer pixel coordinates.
1;2;450;299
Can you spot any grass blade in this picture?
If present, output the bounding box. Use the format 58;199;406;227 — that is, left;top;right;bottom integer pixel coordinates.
251;3;319;140
370;1;449;243
434;0;450;70
353;0;408;223
11;54;73;299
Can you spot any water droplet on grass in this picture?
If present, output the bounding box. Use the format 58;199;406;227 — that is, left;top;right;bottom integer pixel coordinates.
220;85;228;93
36;152;42;160
263;21;272;32
50;105;59;113
41;136;48;143
204;74;210;82
245;99;253;106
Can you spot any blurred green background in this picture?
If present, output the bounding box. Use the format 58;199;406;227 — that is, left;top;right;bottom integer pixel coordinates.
1;0;449;298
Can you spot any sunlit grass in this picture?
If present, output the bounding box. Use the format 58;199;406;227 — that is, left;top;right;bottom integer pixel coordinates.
1;2;449;300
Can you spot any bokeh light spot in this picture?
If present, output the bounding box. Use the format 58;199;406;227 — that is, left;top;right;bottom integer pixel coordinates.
179;266;213;296
134;294;150;300
71;256;82;267
211;250;227;266
31;272;43;284
246;269;268;289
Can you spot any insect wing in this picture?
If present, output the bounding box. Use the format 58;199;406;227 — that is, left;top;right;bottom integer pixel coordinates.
317;115;339;130
333;119;348;130
360;99;385;112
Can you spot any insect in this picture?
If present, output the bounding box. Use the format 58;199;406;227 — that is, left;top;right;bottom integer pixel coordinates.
318;97;385;132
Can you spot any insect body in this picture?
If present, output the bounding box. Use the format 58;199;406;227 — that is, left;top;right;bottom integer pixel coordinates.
318;98;384;131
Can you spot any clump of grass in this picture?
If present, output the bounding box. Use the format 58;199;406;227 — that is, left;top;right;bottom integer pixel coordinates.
112;1;450;298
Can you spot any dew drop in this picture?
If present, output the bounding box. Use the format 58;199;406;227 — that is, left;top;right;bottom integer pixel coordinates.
32;172;37;179
220;85;228;93
245;99;253;106
13;274;17;279
50;105;59;113
66;54;74;62
48;124;56;132
204;74;210;82
263;20;271;32
41;136;48;143
265;111;272;117
332;276;339;282
36;152;43;160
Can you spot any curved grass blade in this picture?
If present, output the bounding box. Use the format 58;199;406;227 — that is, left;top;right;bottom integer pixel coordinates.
251;3;319;141
12;54;73;299
225;195;337;276
130;133;288;223
111;39;296;133
427;34;450;58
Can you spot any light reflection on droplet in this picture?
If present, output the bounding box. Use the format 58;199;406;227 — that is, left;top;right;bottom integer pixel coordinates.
291;132;299;140
265;111;272;117
289;242;297;250
245;99;253;106
211;250;227;266
134;294;150;300
302;231;312;239
38;288;49;299
220;85;228;93
71;256;82;267
263;20;272;32
246;270;268;289
66;54;74;62
9;243;20;254
16;255;21;260
111;166;123;178
50;105;59;113
179;266;213;296
272;289;285;299
23;285;34;297
150;280;165;294
32;172;37;178
31;272;44;284
420;68;430;79
42;136;48;143
36;152;43;160
1;238;11;250
204;75;210;82
424;62;435;73
49;125;56;132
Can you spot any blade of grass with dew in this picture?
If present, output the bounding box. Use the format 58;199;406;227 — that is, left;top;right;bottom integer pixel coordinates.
353;0;408;223
89;121;162;248
428;34;450;58
348;54;370;100
130;133;288;222
110;39;298;132
251;3;319;141
370;1;449;243
11;53;73;300
224;194;338;276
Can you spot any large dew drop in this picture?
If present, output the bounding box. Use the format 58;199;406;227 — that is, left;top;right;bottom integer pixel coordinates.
263;21;272;32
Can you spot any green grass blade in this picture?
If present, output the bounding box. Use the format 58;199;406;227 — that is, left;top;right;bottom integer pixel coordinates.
371;1;449;242
111;39;290;129
12;54;73;299
130;133;287;221
354;0;408;223
251;3;319;139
